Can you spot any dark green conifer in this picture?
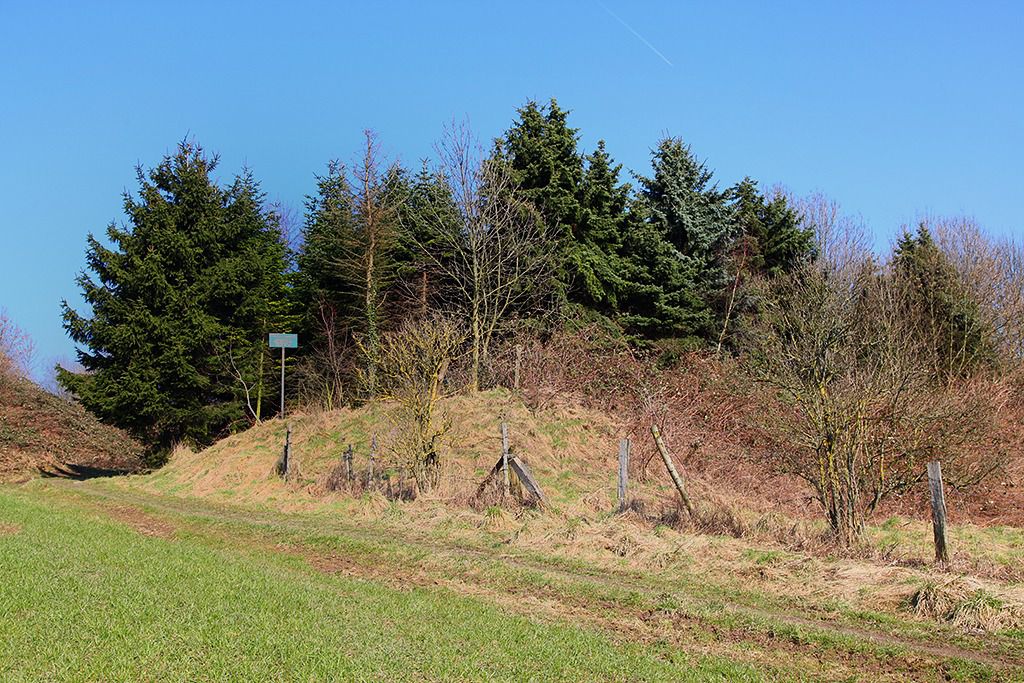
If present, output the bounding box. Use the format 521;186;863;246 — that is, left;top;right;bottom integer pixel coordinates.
59;142;290;454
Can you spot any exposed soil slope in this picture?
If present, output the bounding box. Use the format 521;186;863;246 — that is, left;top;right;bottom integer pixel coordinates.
0;374;143;481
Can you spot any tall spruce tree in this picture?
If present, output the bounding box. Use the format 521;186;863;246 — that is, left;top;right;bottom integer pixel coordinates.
497;102;646;316
636;137;734;342
572;141;632;311
496;101;720;342
58;142;290;454
294;160;356;337
616;208;709;341
640;138;733;261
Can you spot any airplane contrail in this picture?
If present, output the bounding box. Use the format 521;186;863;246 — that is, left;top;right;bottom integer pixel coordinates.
598;1;674;67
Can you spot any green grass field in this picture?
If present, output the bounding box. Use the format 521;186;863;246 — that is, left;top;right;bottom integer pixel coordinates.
0;486;756;682
1;479;1021;682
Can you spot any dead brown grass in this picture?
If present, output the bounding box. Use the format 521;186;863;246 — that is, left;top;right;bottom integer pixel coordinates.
909;578;1024;633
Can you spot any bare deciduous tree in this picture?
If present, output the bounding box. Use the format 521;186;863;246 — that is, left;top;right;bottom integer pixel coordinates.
413;121;552;391
751;259;1007;544
791;191;871;278
929;217;1024;366
0;309;35;380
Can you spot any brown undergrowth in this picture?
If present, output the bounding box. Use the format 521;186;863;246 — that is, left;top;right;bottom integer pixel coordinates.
0;373;143;481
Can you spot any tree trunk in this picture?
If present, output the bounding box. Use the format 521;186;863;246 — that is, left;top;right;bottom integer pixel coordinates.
470;299;481;392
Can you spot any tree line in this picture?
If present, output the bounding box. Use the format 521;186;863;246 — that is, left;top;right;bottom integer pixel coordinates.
58;99;1022;543
61;99;813;452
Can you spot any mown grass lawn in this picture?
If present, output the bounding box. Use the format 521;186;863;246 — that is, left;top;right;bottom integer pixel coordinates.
0;488;758;682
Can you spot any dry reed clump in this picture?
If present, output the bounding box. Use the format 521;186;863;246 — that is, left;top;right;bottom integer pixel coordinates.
908;578;1024;632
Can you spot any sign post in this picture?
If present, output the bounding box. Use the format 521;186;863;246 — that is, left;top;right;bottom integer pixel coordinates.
268;333;298;417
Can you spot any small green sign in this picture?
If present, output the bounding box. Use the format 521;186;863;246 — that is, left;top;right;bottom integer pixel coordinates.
268;333;298;349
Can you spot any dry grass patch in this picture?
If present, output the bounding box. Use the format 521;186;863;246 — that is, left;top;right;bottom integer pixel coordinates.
909;578;1024;633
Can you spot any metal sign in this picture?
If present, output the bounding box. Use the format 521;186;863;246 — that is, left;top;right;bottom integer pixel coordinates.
268;333;298;417
268;333;298;349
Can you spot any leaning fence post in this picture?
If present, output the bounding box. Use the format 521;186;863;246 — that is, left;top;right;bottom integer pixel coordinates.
651;425;694;516
927;461;950;564
618;438;630;513
501;421;511;497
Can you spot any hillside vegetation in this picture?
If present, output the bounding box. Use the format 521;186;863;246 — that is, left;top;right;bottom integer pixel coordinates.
120;391;1024;633
0;372;142;482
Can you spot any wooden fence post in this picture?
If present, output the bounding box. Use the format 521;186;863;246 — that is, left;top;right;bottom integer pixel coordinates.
344;444;354;483
279;424;292;480
501;422;511;497
282;423;290;479
651;425;694;516
369;434;377;484
927;461;949;564
618;438;630;513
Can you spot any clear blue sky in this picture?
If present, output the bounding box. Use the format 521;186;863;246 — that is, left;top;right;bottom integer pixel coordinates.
1;1;1021;378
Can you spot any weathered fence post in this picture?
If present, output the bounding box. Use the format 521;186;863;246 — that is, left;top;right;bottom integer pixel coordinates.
651;425;694;516
501;421;511;497
927;461;949;564
513;344;523;391
278;424;292;480
368;434;377;485
344;444;354;483
618;438;630;513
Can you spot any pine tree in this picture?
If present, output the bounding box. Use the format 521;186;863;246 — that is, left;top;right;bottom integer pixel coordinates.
892;225;993;378
635;137;734;342
729;178;814;277
58;142;290;454
295;160;356;336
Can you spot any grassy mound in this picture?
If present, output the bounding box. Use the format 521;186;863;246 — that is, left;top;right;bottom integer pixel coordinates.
141;389;636;512
0;374;142;481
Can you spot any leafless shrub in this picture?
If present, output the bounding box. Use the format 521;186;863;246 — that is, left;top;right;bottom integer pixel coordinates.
748;257;1010;545
375;314;466;491
0;309;35;381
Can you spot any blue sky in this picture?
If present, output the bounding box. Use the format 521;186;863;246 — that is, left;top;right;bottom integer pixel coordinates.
1;1;1021;377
